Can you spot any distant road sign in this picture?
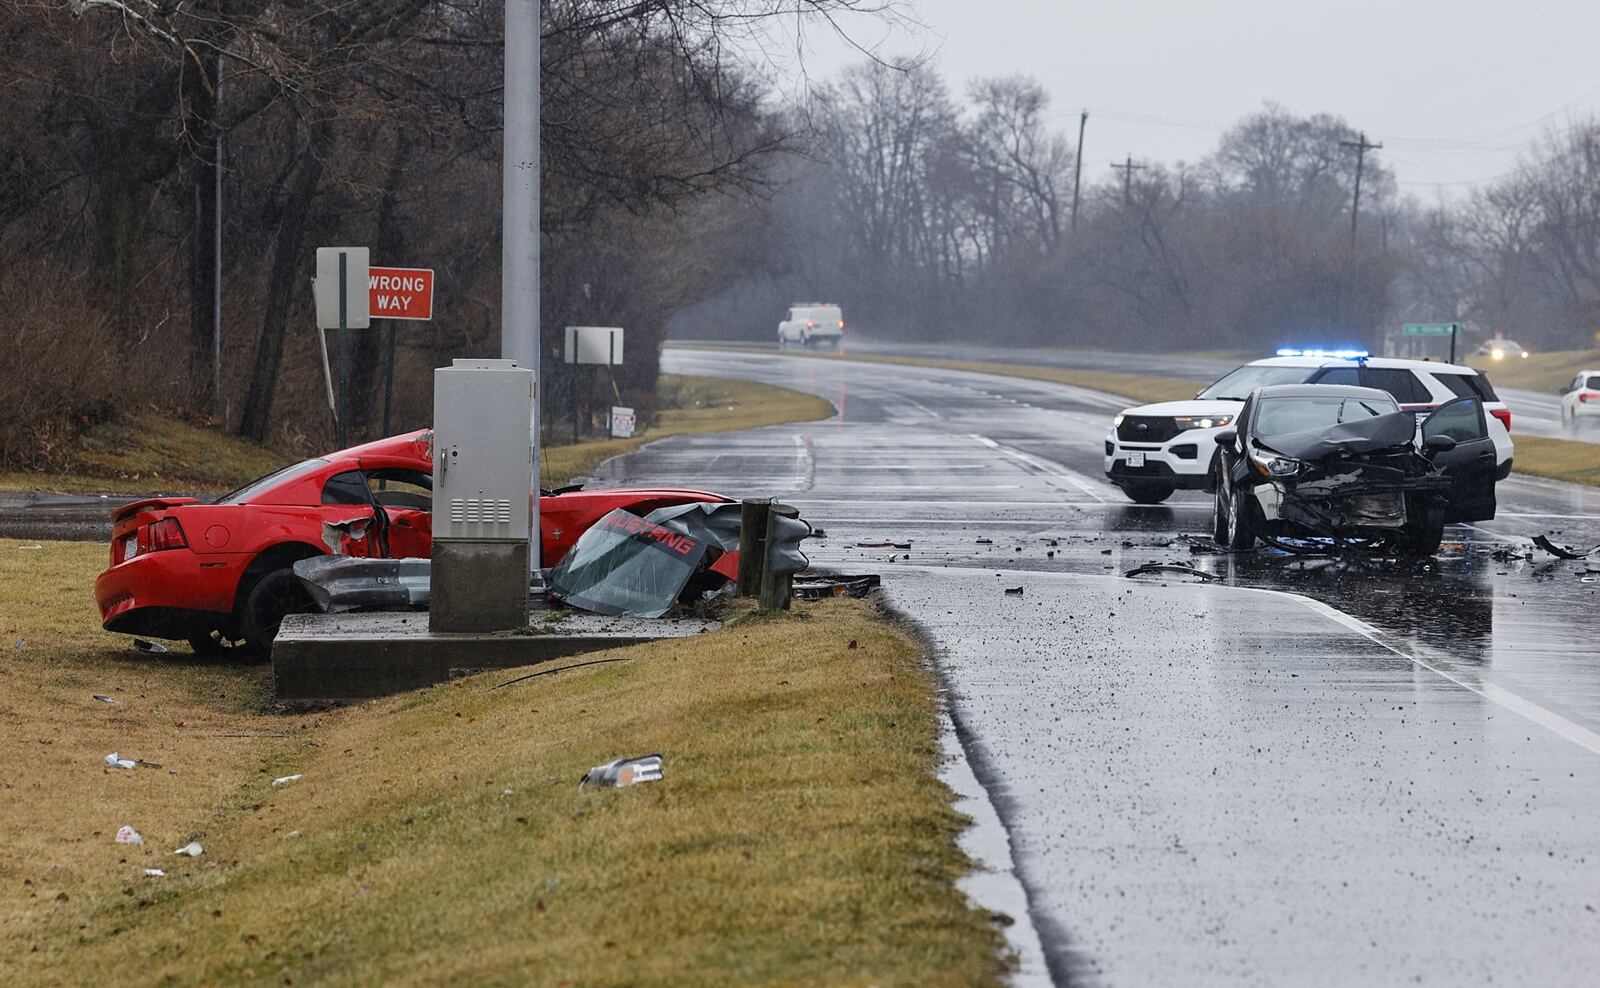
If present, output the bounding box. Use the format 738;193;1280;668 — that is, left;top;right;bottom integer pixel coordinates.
564;326;624;365
1403;322;1457;336
368;267;434;321
314;247;370;329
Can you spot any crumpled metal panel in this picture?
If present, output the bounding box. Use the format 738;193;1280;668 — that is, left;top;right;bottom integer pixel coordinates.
643;501;742;551
293;555;432;613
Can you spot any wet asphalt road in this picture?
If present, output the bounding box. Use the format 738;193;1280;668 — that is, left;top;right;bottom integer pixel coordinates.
625;348;1600;985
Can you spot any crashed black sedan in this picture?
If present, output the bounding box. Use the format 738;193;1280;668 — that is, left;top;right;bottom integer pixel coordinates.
1212;384;1498;555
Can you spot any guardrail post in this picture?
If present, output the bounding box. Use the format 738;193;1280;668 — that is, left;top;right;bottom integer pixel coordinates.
758;503;800;611
737;498;770;598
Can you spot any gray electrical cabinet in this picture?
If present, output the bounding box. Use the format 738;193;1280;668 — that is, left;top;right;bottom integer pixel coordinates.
429;358;535;632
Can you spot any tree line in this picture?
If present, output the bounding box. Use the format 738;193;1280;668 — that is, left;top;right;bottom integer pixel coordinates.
678;59;1600;362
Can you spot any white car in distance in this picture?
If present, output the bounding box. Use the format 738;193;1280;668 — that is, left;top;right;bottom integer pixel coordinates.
1103;349;1514;505
778;303;844;349
1559;369;1600;430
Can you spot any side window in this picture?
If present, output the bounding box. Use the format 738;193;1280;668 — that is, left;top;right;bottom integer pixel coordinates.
1587;375;1600;391
1362;368;1431;405
1423;399;1486;444
322;470;371;506
1310;367;1359;386
1437;373;1480;400
367;469;432;511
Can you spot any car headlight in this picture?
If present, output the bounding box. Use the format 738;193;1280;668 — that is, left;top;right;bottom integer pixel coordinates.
1491;348;1505;360
1113;413;1125;427
1250;450;1302;478
1174;415;1234;431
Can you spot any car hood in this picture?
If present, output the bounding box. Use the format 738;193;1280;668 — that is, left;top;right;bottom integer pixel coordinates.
1119;399;1240;417
1258;411;1416;462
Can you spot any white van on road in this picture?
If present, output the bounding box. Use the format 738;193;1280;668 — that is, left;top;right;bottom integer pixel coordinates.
778;304;844;348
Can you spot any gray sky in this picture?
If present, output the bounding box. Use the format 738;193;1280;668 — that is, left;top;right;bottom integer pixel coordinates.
788;0;1600;195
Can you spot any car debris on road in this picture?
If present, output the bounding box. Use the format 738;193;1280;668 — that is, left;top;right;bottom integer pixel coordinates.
580;754;663;791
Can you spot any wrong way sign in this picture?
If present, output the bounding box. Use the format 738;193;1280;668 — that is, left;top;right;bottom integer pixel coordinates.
368;267;434;321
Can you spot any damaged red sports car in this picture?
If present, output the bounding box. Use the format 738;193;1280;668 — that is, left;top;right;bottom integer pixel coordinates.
93;430;736;655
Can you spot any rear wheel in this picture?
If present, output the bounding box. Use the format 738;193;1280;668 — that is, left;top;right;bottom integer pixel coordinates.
1123;482;1175;505
240;569;314;658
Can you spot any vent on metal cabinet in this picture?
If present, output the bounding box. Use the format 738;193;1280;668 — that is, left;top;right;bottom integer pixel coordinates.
447;498;511;527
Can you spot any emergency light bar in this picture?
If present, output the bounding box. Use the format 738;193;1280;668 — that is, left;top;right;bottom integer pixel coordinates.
1275;348;1370;360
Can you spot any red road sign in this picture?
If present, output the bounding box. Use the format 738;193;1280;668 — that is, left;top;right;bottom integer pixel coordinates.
367;266;434;321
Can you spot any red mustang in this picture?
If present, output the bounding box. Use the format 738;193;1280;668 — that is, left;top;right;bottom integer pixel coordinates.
94;430;735;655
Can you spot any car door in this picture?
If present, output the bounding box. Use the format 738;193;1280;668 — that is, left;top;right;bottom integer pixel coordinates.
319;470;385;556
1420;397;1497;522
365;468;433;559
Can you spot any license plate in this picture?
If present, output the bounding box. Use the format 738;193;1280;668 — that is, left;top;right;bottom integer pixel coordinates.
1126;452;1146;468
122;537;138;562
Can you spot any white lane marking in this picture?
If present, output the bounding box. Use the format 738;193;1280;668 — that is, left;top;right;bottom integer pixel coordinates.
970;434;1110;502
1461;523;1526;545
1248;586;1600;759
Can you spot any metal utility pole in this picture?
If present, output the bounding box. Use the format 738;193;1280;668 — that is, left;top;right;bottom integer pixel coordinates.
1339;131;1382;249
1070;110;1088;231
503;0;541;569
213;55;225;421
1111;154;1147;206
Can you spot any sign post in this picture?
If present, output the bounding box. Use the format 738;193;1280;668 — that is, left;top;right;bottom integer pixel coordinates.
314;247;371;447
564;327;625;441
367;266;435;436
1403;322;1460;363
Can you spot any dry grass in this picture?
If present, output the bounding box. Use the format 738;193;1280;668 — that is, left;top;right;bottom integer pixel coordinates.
1466;347;1600;393
540;374;835;487
0;539;1004;988
1507;436;1600;486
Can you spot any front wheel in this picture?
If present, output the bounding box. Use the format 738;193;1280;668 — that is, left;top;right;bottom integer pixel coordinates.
240;569;314;658
1212;486;1230;544
1123;482;1175;505
1223;481;1256;550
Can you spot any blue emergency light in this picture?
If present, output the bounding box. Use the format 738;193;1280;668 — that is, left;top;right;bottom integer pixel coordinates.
1275;347;1370;360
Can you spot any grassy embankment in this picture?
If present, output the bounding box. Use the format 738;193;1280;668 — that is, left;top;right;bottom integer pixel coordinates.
686;343;1600;488
0;375;836;495
0;539;1007;986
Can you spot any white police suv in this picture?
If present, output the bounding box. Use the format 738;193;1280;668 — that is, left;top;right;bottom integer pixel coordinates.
1103;349;1514;504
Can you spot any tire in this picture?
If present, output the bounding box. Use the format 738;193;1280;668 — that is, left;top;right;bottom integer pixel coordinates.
1123;482;1175;505
240;569;313;658
1212;486;1230;544
1224;481;1256;550
1397;523;1444;558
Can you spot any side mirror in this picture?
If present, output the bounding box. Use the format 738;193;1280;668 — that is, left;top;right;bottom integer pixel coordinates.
1424;434;1458;454
1213;432;1235;448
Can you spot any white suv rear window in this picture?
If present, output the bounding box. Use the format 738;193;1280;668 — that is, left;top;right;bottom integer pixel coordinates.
1435;372;1499;403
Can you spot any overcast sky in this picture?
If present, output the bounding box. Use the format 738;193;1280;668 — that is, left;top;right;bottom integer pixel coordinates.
783;0;1600;196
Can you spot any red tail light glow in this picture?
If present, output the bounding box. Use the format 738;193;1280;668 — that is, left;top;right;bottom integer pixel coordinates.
1490;408;1512;432
143;517;188;553
1581;393;1595;404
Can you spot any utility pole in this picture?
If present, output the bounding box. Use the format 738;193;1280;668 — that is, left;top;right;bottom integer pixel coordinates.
1110;153;1147;206
1339;131;1382;249
1070;110;1088;231
213;55;224;423
504;0;541;573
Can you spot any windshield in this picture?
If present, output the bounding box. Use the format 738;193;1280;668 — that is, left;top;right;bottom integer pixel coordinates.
213;458;330;505
1254;396;1399;438
546;509;710;618
1197;364;1315;400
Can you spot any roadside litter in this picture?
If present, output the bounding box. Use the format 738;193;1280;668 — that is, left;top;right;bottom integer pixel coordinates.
104;752;136;770
271;774;302;787
792;575;882;600
91;694;118;704
114;825;143;845
1124;563;1220;582
143;869;165;878
580;754;663;791
13;638;23;653
173;841;203;857
855;541;912;549
133;639;168;654
1003;586;1024;596
1532;535;1600;560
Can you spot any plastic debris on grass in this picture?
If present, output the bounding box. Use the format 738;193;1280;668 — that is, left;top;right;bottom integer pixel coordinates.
104;753;137;770
115;826;143;845
580;754;663;791
272;774;302;787
173;841;203;857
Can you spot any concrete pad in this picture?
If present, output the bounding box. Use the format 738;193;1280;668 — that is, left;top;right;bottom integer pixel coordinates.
273;610;715;702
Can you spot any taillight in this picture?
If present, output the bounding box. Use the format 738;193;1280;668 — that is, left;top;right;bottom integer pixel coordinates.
838;320;846;329
1490;408;1512;432
142;517;188;553
1582;393;1595;404
806;321;815;329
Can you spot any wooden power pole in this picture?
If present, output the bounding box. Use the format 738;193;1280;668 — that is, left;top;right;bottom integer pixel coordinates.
1110;154;1147;206
1339;131;1383;249
1070;110;1088;230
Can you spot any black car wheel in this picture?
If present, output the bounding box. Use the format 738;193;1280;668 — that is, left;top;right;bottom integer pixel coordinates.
240;569;313;658
1123;482;1175;505
1224;481;1256;550
1212;486;1230;544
